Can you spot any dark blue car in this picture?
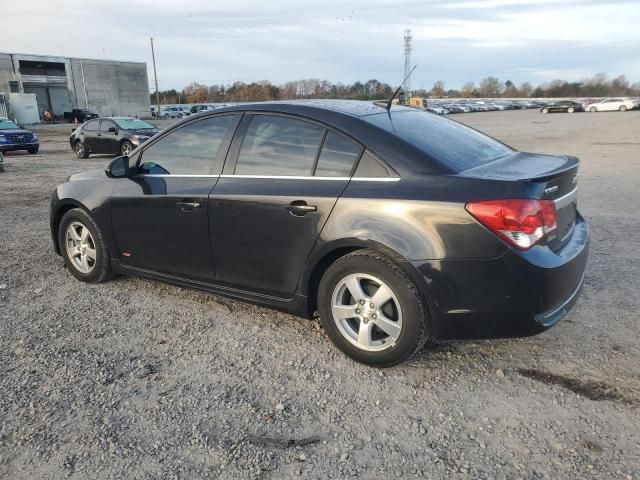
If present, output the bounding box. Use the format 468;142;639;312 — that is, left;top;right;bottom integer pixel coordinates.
0;118;39;154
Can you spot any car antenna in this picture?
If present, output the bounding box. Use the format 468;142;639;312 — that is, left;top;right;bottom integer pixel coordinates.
384;65;417;111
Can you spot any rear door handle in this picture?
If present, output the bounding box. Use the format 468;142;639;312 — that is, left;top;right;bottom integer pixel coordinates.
287;201;317;216
177;201;201;212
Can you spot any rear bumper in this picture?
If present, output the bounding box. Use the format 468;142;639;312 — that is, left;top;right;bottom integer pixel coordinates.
411;215;589;339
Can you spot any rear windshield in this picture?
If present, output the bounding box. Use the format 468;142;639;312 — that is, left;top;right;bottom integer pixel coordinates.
114;119;155;130
364;110;513;171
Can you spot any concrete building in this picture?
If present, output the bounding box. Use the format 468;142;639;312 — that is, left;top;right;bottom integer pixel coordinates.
0;53;151;122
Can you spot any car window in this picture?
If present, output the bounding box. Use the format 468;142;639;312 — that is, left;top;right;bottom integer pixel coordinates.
138;115;236;175
235;115;325;176
84;120;100;131
353;151;396;178
314;131;362;177
363;110;513;172
100;120;116;132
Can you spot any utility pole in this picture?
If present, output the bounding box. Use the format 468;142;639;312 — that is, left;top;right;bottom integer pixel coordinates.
403;29;413;100
150;38;160;117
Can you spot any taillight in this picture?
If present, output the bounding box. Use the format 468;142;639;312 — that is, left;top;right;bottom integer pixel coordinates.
466;199;557;250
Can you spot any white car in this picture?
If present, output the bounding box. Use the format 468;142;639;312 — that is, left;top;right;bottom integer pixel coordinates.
586;98;635;112
160;107;185;118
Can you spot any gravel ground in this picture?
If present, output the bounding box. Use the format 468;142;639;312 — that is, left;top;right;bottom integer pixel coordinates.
1;110;639;479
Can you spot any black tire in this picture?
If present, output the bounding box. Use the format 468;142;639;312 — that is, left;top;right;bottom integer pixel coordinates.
27;147;39;154
120;141;134;156
317;249;430;367
58;208;113;283
74;141;89;159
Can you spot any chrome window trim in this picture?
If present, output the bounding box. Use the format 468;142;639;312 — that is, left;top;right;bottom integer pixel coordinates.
136;174;400;182
554;187;578;209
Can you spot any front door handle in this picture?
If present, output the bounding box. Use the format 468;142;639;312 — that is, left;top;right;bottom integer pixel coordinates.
177;201;201;212
287;201;317;216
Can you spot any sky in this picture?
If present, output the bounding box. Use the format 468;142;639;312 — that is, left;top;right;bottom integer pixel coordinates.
3;0;640;90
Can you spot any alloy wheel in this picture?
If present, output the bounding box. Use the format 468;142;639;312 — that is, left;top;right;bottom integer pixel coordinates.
75;143;84;157
64;221;97;274
121;143;132;155
331;273;402;352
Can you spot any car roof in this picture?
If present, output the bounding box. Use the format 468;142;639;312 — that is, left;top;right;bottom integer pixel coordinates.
214;100;407;118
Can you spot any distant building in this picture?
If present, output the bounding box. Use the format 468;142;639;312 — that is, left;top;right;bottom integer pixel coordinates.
0;52;151;122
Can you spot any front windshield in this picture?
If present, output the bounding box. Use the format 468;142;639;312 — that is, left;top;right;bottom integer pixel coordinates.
0;120;19;130
114;118;155;130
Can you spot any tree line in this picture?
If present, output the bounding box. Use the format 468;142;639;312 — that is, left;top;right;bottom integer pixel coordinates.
151;73;639;104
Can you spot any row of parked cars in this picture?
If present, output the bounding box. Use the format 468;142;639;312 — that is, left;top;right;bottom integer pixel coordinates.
151;104;230;118
541;98;640;113
420;98;640;115
422;100;545;115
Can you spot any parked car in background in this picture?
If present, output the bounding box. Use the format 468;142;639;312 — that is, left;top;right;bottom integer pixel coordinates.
70;117;159;158
586;98;636;112
160;107;185;118
186;104;220;116
0;118;39;154
50;100;588;366
64;109;99;123
426;105;448;115
541;101;584;113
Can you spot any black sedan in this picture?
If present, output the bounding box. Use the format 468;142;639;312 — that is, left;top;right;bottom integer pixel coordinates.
70;117;159;158
0;118;39;154
50;101;589;366
541;101;584;113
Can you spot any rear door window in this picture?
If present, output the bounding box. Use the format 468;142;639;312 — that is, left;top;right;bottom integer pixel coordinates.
314;132;362;177
235;115;325;176
84;120;99;131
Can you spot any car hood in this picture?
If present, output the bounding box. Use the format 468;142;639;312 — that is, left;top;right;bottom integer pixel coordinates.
127;128;159;136
68;169;107;182
0;128;34;136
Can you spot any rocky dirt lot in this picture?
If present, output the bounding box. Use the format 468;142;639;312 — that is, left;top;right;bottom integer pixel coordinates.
0;110;639;479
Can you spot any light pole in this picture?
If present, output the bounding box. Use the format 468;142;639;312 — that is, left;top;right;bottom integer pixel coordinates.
150;38;160;117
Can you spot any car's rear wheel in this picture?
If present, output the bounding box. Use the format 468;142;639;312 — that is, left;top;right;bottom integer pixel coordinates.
542;108;549;114
74;141;89;159
120;141;134;156
567;107;575;113
590;107;597;113
318;250;430;367
59;208;112;283
619;105;627;112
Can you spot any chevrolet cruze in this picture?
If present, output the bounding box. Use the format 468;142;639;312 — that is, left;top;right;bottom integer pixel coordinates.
50;101;589;366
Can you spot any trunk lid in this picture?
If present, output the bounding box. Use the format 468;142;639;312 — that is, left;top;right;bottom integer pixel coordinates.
461;152;580;251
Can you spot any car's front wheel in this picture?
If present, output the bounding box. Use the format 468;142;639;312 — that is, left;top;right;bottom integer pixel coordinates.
318;250;430;367
59;208;112;283
567;107;575;113
541;108;549;114
74;141;89;159
619;105;627;112
27;147;39;154
120;141;134;156
590;107;597;113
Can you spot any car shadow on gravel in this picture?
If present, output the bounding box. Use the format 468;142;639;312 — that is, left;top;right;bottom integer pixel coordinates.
516;368;637;405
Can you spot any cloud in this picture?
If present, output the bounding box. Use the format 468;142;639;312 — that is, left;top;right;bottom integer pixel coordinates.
2;0;639;89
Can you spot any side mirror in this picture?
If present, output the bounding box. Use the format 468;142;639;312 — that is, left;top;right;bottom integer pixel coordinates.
105;155;129;178
108;127;118;133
